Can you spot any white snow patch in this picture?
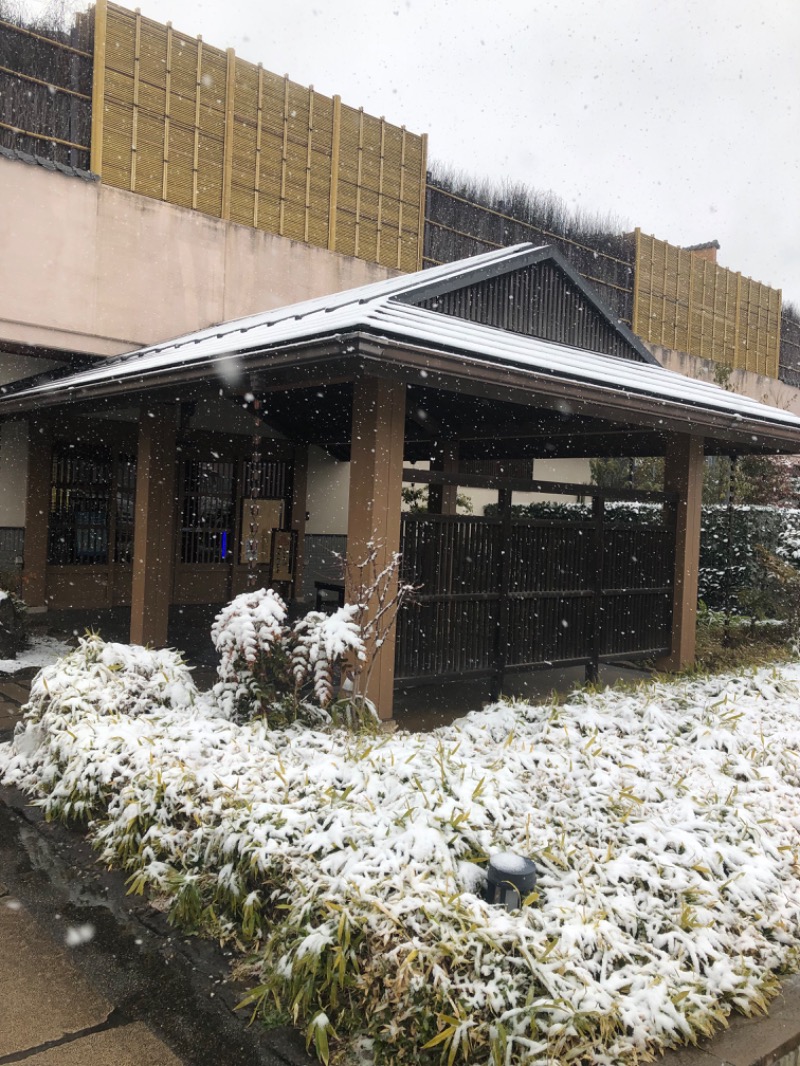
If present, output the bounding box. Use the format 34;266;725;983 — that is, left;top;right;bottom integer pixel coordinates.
0;634;72;675
64;923;96;946
491;852;534;875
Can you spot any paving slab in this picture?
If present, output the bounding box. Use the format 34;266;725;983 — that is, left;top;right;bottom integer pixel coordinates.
0;679;31;703
0;900;112;1057
0;701;21;728
25;1022;185;1065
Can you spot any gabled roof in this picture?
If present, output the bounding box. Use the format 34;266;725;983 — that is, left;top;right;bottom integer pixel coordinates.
3;243;800;455
0;244;651;404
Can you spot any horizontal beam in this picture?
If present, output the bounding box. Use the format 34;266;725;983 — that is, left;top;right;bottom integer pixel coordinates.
401;466;677;504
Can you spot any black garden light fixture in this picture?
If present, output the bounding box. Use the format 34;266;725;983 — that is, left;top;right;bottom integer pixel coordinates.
485;853;538;911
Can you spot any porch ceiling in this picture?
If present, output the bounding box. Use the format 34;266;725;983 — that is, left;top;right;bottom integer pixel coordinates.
257;381;677;462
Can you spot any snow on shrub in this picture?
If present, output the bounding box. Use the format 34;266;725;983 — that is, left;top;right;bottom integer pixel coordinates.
291;605;364;708
23;633;197;723
210;588;367;724
211;588;293;719
6;634;198;820
4;661;800;1063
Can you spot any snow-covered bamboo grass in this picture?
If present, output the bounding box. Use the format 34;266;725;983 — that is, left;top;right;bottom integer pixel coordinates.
3;640;800;1064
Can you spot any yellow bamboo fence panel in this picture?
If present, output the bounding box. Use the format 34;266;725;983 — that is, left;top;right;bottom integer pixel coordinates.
93;2;427;272
632;229;782;379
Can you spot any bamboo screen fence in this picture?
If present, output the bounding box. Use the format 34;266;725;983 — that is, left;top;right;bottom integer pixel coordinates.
424;186;787;382
92;2;427;271
780;314;800;387
0;10;93;169
423;181;636;325
632;229;782;378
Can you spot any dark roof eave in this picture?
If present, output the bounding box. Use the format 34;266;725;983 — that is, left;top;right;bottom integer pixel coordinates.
359;337;800;454
0;336;358;416
4;329;800;456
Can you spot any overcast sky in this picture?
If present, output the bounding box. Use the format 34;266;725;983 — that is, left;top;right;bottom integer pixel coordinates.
32;0;800;304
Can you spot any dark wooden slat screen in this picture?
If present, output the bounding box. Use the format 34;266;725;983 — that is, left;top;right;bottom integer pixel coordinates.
396;505;674;689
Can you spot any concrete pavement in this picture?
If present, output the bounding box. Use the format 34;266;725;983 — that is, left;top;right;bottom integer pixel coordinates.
0;896;183;1064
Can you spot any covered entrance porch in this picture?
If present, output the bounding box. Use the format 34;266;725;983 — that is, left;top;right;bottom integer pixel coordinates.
4;244;800;721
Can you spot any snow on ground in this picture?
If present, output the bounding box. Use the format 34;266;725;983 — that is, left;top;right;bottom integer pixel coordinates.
2;648;800;1065
0;634;73;675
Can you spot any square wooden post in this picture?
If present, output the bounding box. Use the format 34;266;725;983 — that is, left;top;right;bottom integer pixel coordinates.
22;419;52;610
428;441;459;515
657;434;704;672
130;406;178;647
346;377;406;720
290;445;308;602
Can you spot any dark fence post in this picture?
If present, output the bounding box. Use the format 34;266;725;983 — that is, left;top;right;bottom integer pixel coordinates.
587;494;605;683
490;488;513;701
723;455;738;647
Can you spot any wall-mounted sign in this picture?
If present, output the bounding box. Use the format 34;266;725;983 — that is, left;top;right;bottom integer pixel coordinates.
271;530;295;582
239;499;283;565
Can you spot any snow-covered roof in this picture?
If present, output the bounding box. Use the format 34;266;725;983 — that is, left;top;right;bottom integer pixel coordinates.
3;243;800;450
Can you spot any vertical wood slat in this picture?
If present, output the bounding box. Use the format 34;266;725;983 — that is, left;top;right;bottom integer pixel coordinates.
106;452;120;607
161;21;172;201
253;64;264;227
587;495;604;683
304;85;314;244
279;74;289;237
733;272;742;369
354;108;364;257
221;46;236;221
327;93;341;250
90;0;108;175
396;126;406;270
491;489;513;700
376;117;385;265
191;36;202;210
417;132;428;270
130;7;141;191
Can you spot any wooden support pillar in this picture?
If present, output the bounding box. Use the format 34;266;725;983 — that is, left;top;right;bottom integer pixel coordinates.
290;445;308;601
346;378;406;720
22;420;52;610
657;434;704;672
130;406;178;647
428;441;459;515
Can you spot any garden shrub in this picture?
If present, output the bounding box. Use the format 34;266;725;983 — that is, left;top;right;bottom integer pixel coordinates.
0;585;27;658
210;588;367;726
22;633;198;724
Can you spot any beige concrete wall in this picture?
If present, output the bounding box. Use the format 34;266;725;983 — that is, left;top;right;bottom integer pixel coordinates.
306;447;350;535
0;157;395;361
0;421;28;527
468;458;592;514
649;344;800;417
403;457;592;517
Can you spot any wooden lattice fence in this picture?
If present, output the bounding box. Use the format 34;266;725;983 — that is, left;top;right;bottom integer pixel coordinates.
396;505;674;691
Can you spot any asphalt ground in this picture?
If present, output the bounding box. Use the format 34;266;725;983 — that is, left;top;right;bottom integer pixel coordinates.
0;787;311;1066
